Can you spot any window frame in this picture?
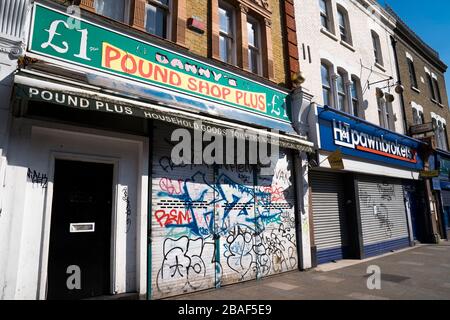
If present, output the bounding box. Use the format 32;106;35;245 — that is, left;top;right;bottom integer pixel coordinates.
350;76;362;117
371;31;383;66
413;109;424;125
407;58;418;89
337;6;351;45
143;0;172;39
247;15;263;76
432;77;443;104
427;73;437;101
319;0;331;31
336;70;347;112
321;62;333;107
377;90;393;130
218;1;237;65
93;0;132;24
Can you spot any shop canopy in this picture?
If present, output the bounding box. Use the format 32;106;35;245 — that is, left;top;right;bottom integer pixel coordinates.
13;65;315;153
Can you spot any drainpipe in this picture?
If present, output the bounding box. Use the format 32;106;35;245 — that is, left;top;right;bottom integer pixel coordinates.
390;36;408;134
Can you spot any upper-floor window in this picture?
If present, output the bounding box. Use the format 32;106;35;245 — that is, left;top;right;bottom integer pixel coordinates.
319;0;331;31
94;0;128;22
413;107;424;125
321;62;333;107
336;70;347;112
433;118;449;151
219;2;236;64
337;6;351;44
247;16;262;75
350;76;362;117
371;31;383;66
427;73;437;101
144;0;171;39
433;78;443;104
377;90;393;130
442;125;449;151
407;58;418;89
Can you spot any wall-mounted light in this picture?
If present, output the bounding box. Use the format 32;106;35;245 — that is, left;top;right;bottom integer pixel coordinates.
395;84;404;94
376;88;385;99
386;93;395;103
291;71;305;87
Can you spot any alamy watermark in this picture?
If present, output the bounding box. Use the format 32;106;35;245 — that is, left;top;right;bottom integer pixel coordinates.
169;121;280;175
366;265;381;290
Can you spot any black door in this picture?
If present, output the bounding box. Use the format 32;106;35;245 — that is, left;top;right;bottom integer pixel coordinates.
47;160;113;300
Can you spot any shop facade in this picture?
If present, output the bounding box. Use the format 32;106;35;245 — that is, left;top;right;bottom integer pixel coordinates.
0;1;314;300
434;151;450;240
308;106;425;265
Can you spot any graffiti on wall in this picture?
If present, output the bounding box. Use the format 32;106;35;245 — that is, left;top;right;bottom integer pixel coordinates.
27;168;48;189
152;152;297;297
122;187;132;233
360;184;395;237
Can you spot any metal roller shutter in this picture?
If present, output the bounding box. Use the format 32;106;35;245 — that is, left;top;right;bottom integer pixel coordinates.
151;124;217;299
357;175;410;257
442;190;450;207
150;123;299;298
310;171;347;264
216;164;257;285
255;149;298;277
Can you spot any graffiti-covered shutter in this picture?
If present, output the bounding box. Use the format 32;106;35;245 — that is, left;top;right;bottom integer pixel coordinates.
255;149;298;277
356;175;410;257
216;164;257;285
310;171;347;264
151;124;217;299
150;124;300;298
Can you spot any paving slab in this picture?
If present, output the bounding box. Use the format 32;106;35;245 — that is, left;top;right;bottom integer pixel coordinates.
168;242;450;300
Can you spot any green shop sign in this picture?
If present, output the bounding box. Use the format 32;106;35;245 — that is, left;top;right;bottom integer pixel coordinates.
28;3;291;123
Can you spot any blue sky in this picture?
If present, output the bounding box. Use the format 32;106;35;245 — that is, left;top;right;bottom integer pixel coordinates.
381;0;450;101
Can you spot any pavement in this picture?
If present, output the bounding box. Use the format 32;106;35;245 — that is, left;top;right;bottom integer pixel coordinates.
168;242;450;300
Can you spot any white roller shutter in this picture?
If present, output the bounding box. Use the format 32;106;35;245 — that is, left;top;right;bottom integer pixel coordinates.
310;171;347;264
356;175;410;257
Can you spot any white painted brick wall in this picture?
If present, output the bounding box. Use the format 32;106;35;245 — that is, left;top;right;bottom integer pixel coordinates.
294;0;405;135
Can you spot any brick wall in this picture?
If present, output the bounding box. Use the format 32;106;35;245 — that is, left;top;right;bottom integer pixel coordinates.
396;39;450;143
71;0;292;88
185;0;209;57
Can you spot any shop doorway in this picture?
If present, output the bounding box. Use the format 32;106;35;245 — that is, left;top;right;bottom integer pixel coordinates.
47;160;114;300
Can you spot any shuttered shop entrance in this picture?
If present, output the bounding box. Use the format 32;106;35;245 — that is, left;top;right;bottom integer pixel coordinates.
150;123;299;299
310;171;348;264
356;175;410;257
441;190;450;234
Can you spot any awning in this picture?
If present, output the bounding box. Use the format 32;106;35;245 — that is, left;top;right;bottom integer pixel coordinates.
14;70;315;153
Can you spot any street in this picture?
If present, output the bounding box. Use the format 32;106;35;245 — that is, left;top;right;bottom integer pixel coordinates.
169;242;450;300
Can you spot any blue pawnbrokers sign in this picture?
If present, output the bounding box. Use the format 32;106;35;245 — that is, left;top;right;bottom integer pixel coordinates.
318;106;424;170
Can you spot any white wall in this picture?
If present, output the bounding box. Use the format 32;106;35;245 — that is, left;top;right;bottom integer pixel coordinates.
294;0;405;135
0;0;32;298
0;118;148;299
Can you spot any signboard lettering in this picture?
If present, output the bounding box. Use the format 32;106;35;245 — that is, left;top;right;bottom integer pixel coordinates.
28;4;289;123
333;120;416;163
318;106;423;170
